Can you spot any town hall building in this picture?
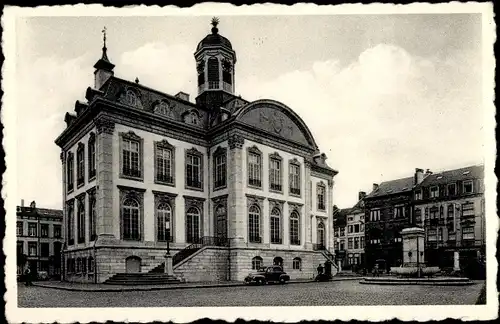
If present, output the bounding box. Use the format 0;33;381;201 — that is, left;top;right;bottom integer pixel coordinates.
55;18;338;283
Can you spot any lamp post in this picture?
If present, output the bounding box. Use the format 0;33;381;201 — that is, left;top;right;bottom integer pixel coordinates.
164;219;173;276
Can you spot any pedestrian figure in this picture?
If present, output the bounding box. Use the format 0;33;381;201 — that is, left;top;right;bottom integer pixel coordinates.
317;263;324;275
24;267;33;286
374;263;380;277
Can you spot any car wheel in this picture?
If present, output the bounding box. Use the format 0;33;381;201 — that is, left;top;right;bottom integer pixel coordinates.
280;278;286;284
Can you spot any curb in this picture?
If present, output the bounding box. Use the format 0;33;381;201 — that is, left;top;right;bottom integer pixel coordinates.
31;277;363;292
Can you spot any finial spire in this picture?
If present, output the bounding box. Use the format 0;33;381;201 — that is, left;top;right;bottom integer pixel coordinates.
211;17;220;34
101;26;109;61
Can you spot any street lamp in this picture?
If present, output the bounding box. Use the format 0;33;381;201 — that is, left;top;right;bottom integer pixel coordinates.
166;219;171;255
164;219;173;276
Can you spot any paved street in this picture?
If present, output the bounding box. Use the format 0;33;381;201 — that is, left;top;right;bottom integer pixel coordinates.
18;280;484;307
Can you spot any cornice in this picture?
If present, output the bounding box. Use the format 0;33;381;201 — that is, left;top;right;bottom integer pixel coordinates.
117;185;147;193
152;190;178;198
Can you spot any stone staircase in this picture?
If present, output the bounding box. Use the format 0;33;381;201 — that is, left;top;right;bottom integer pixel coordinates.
105;273;181;285
104;236;228;285
315;245;340;276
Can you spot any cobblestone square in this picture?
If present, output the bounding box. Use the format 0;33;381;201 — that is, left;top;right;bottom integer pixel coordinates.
17;280;484;308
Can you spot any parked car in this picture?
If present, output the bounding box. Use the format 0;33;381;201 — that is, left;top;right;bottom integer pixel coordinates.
244;265;290;285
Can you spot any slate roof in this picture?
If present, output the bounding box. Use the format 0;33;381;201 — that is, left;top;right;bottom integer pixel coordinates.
17;206;63;218
417;165;484;187
365;176;415;199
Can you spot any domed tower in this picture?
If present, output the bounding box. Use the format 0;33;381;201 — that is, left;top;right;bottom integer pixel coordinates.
194;17;237;110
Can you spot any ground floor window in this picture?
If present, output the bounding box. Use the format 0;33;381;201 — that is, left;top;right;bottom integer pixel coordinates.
292;257;302;270
252;256;263;270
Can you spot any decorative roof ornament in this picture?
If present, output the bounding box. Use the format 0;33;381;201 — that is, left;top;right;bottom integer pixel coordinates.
101;26;110;62
211;17;220;34
135;77;140;84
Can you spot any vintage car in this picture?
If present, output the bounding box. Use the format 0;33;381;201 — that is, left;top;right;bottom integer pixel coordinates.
244;265;290;285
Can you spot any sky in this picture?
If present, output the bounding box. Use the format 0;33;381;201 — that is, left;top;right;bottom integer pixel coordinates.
12;13;485;210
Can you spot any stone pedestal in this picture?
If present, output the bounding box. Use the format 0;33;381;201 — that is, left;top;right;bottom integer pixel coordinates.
401;227;425;267
453;251;460;271
165;253;173;276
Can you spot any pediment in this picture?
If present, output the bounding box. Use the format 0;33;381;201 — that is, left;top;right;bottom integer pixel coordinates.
236;101;315;148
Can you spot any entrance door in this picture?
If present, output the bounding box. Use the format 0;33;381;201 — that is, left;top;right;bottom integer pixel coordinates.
125;256;141;273
317;222;325;249
215;204;227;245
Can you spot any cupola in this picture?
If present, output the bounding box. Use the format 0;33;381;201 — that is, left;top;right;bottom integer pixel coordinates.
93;26;115;90
194;17;237;109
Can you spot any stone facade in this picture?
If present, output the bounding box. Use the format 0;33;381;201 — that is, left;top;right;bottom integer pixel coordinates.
55;19;339;283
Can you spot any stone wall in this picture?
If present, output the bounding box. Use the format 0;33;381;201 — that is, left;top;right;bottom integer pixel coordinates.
174;247;230;282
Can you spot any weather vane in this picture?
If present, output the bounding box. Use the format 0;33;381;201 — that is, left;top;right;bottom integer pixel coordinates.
102;26;107;48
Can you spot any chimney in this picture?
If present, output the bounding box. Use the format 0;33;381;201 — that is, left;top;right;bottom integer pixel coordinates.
425;169;432;175
30;201;36;209
175;92;190;102
358;191;367;201
414;168;424;185
21;199;24;207
373;183;379;191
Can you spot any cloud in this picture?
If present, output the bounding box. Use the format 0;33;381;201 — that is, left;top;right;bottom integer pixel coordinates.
14;41;482;209
238;43;483;207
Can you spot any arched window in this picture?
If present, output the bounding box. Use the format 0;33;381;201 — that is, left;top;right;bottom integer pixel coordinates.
76;257;81;273
207;57;220;83
157;203;172;242
317;222;325;248
273;256;283;267
154;100;172;117
293;257;302;270
289;211;300;245
222;59;232;85
82;257;87;274
122;198;140;240
88;256;94;273
186;207;200;244
252;256;263;270
89;196;96;241
215;204;227;242
248;205;261;243
197;61;205;86
270;208;282;244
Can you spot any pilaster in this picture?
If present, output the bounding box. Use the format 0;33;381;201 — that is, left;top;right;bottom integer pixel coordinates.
60;151;67;245
228;133;245;246
95;117;116;243
304;161;312;249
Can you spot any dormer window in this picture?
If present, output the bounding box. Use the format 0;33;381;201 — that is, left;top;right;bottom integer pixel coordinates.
154;100;173;117
415;189;423;200
184;110;200;126
430;186;439;198
463;180;473;194
447;183;456;196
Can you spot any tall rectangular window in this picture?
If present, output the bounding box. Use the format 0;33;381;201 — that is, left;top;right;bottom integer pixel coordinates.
317;185;326;210
156;146;174;184
41;224;49;238
354;224;360;233
248;152;262;187
122;139;141;178
394;206;405;218
415;208;422;224
28;223;37;237
348;237;353;249
429;207;438;219
41;243;50;257
370;209;380;221
67;153;74;192
28;242;37;256
89;196;96;241
77;199;85;244
269;158;282;191
67;203;74;245
54;225;62;239
447;183;456;196
415;189;422;200
17;221;23;236
186;153;202;189
348;225;353;233
88;134;96;179
289;163;301;195
77;144;85;186
17;241;23;255
354;237;360;249
360;237;365;249
214;150;227;190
